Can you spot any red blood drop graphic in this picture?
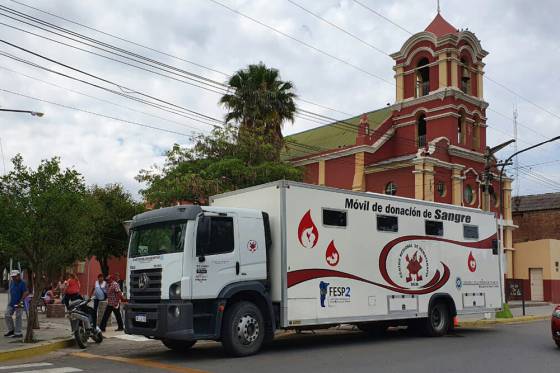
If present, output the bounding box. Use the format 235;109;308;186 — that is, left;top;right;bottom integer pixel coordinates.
468;251;477;272
298;210;319;248
325;240;340;267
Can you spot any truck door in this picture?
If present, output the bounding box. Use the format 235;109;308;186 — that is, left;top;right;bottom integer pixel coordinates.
192;213;240;299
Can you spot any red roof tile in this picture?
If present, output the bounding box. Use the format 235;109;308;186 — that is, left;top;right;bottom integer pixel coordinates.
425;13;457;37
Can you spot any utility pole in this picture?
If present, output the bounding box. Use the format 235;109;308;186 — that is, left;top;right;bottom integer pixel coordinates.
513;104;519;196
484;139;515;211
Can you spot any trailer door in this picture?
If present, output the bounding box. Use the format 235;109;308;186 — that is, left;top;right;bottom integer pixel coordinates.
191;213;240;299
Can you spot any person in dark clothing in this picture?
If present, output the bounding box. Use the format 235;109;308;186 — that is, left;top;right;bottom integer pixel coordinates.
99;275;125;332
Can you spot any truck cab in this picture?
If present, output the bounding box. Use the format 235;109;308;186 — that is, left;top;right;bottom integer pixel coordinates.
124;205;274;356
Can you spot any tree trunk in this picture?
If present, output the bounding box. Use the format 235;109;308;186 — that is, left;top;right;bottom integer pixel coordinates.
99;257;109;278
24;278;45;343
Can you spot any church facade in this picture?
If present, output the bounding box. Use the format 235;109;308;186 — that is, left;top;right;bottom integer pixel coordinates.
285;13;515;276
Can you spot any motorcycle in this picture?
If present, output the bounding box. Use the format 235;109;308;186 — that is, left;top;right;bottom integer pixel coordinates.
67;298;103;348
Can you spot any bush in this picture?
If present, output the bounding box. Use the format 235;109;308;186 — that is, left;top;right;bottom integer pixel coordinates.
495;303;513;318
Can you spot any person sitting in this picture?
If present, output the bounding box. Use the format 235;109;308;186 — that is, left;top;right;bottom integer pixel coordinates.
63;273;82;309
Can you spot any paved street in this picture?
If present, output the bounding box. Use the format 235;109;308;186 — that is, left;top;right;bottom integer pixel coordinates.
2;320;557;373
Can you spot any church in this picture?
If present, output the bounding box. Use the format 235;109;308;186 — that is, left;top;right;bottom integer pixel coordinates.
284;12;515;274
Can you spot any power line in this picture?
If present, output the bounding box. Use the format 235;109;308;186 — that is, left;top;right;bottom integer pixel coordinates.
0;88;195;137
8;0;230;77
5;0;354;119
0;64;214;133
207;0;394;87
351;0;560;141
287;0;389;56
0;40;223;124
352;0;413;35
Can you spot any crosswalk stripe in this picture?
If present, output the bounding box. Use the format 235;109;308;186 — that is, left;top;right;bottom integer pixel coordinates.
16;368;82;373
0;363;53;370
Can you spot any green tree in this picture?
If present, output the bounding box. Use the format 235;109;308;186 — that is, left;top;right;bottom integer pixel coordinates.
137;124;303;207
219;62;297;157
88;184;145;277
0;155;94;342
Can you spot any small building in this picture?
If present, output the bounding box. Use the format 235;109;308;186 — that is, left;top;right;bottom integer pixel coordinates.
510;193;560;302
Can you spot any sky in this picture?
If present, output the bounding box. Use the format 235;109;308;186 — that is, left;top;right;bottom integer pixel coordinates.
1;0;560;199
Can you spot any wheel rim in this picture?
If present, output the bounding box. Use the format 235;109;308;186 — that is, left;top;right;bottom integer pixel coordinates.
236;314;259;345
431;307;444;330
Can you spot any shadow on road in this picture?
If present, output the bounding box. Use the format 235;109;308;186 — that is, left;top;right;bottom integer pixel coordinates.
115;326;499;363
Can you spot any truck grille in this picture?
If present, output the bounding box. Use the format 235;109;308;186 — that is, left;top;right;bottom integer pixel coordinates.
129;268;162;303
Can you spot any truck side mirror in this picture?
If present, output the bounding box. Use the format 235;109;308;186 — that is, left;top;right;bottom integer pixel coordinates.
492;239;499;255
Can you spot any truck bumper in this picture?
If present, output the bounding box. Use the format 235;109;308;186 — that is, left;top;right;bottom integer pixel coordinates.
124;302;194;341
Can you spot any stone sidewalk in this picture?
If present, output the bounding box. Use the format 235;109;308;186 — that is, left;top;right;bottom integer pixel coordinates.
0;291;125;356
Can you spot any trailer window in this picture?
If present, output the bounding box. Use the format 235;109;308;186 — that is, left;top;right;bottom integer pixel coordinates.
425;220;444;236
463;224;479;239
322;209;347;227
377;215;398;232
196;216;234;256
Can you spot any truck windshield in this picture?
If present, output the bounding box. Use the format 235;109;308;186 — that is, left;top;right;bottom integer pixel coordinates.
129;221;186;258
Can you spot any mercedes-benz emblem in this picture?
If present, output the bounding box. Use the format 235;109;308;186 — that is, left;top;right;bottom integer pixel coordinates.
138;273;150;289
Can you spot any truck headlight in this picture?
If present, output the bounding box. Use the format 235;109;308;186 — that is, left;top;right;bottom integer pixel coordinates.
169;282;181;299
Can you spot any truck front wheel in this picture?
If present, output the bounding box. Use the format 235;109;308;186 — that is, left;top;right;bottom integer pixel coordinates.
161;339;196;352
424;302;450;337
222;301;265;357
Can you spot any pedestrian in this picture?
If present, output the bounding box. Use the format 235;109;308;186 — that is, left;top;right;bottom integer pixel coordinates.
63;273;82;309
89;274;106;328
99;275;125;332
4;270;28;338
114;272;124;293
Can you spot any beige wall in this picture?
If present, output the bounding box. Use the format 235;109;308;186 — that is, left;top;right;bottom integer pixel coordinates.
550;241;560;280
512;239;558;280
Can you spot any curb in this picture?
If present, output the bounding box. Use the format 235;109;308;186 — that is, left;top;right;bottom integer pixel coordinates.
0;337;75;363
458;315;550;327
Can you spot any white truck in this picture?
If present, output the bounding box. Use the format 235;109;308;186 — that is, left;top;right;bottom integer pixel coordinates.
124;181;502;356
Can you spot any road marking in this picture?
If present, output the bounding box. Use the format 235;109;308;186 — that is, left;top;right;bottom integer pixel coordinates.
0;363;53;370
16;368;82;373
72;352;211;373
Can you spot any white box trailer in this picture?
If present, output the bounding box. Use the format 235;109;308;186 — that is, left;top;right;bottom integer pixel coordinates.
211;181;502;329
124;180;502;357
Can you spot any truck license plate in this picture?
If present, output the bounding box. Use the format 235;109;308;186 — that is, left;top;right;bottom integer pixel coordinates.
135;314;147;323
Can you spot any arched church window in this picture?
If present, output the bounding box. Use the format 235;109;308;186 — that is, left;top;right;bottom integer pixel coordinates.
464;184;475;205
416;58;430;97
417;114;427;147
457;111;466;145
385;182;397;196
460;58;471;95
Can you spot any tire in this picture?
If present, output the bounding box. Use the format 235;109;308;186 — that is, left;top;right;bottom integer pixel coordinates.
91;331;103;344
221;301;265;357
555;340;560;349
161;339;196;351
74;323;88;349
357;322;388;336
424;302;450;337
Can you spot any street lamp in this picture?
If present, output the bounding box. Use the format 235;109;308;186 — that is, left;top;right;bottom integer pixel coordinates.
0;109;44;117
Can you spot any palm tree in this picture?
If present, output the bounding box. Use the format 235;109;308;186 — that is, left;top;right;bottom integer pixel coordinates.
220;63;297;152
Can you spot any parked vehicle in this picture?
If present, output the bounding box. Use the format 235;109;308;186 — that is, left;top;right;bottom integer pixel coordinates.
68;298;103;348
124;181;503;356
552;305;560;348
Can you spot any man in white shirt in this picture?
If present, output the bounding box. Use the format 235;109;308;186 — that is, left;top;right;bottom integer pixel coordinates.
89;274;106;328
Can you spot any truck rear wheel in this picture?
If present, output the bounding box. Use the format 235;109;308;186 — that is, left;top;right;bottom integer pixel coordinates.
424;302;450;337
222;301;264;357
161;339;196;352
